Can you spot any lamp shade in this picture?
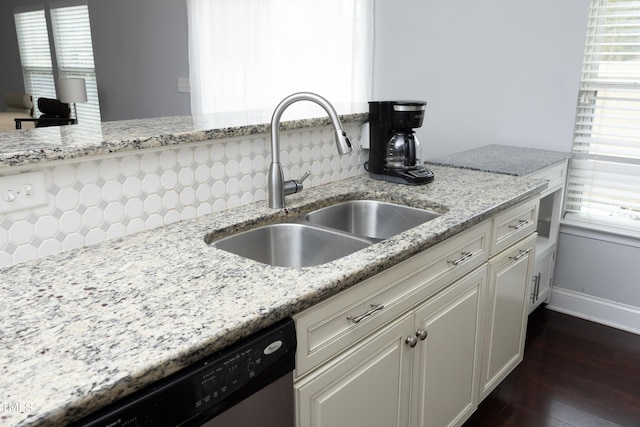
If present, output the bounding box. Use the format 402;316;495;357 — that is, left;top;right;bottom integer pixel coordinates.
58;78;87;103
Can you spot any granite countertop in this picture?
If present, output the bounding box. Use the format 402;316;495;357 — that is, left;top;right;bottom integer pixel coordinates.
0;108;367;169
427;144;570;176
0;166;546;426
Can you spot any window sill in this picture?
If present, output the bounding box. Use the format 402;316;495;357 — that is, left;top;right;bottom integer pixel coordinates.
560;217;640;247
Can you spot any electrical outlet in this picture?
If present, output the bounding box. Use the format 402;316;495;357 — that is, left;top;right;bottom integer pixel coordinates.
360;121;370;149
0;170;48;214
177;77;190;93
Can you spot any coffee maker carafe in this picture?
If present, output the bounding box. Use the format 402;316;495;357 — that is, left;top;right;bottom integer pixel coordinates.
367;101;434;185
386;131;420;169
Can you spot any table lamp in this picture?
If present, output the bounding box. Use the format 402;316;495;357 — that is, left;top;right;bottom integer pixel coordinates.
58;78;87;124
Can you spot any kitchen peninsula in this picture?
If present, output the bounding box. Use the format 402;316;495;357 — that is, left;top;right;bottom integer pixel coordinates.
0;110;368;168
0;115;546;425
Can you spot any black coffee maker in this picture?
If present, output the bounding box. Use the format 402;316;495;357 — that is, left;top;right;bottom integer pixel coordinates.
367;101;434;185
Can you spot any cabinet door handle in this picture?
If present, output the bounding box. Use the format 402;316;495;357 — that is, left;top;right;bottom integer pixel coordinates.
347;303;385;324
531;273;540;303
509;219;533;230
509;249;530;261
416;329;428;340
405;336;418;348
447;251;472;266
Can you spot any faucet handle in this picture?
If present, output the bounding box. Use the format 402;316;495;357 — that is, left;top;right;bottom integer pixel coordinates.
298;170;311;183
284;170;311;196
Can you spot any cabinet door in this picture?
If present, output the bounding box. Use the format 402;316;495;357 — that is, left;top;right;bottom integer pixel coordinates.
529;248;555;312
480;234;536;401
538;249;555;303
411;267;487;427
295;314;413;427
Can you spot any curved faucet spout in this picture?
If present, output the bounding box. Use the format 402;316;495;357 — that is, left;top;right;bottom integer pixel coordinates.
268;92;353;209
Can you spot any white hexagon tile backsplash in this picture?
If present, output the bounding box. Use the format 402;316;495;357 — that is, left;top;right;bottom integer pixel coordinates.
0;123;367;268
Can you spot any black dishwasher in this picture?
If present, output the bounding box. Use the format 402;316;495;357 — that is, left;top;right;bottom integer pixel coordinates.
72;318;296;427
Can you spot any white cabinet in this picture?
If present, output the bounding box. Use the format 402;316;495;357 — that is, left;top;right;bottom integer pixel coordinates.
294;221;491;378
411;267;486;427
480;233;537;400
531;247;555;308
490;198;538;256
295;267;487;427
295;314;413;427
294;197;540;427
526;160;567;312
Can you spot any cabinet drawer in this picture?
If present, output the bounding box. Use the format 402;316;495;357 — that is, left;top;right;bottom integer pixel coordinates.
490;198;539;256
294;219;491;378
527;160;567;196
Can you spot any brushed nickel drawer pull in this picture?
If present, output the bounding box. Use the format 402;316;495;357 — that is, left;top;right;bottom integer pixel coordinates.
447;251;473;266
347;302;385;324
509;219;532;230
509;249;530;261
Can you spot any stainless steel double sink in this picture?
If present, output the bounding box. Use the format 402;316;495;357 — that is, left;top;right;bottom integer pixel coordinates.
208;200;440;268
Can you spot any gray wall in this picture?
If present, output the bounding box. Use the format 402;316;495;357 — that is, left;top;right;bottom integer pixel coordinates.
0;0;33;101
89;0;190;121
555;231;640;308
0;0;191;121
553;226;640;333
373;0;589;159
372;0;640;331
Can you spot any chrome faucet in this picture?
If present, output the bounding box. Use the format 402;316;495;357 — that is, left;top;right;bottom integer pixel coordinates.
268;92;353;209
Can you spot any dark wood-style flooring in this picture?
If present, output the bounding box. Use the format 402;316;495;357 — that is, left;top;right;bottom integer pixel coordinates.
463;306;640;427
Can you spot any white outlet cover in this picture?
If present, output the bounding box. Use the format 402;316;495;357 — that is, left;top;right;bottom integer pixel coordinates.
177;77;190;93
0;170;48;214
360;121;370;149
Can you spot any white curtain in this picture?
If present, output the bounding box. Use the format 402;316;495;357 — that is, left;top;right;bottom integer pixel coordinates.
187;0;373;116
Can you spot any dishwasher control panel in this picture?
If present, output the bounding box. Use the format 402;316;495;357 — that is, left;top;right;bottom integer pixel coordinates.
72;319;296;427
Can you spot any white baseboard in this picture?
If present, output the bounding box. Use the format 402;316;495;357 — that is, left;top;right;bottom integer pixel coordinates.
547;288;640;335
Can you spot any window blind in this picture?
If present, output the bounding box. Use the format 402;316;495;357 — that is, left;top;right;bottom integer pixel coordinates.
50;3;101;123
565;0;640;232
13;7;56;116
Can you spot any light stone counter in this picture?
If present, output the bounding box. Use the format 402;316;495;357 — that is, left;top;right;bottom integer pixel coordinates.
0;166;546;426
427;144;570;176
0;109;367;169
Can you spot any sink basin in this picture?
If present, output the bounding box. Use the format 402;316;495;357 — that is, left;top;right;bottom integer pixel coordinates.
209;223;371;268
208;200;440;268
303;200;440;240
